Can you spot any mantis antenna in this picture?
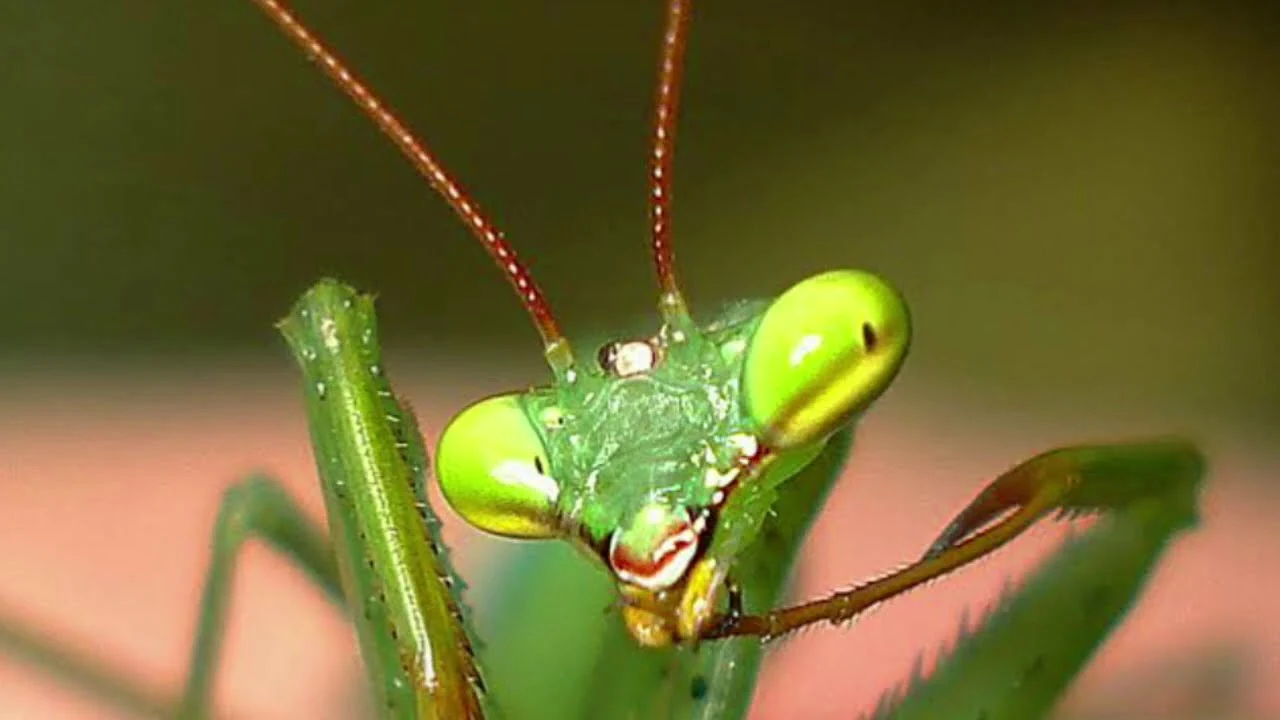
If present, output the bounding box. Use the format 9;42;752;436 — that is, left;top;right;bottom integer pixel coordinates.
650;0;694;324
248;0;576;375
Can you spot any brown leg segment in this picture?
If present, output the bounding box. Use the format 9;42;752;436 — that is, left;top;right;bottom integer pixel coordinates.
702;439;1203;641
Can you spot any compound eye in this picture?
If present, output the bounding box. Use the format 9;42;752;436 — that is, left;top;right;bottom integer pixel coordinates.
743;270;911;449
435;394;559;538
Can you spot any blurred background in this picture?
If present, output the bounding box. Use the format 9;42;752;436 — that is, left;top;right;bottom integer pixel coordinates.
0;0;1276;717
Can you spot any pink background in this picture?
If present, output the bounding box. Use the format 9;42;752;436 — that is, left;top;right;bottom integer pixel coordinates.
0;372;1274;719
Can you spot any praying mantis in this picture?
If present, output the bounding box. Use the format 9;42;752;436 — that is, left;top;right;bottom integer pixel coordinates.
0;0;1209;718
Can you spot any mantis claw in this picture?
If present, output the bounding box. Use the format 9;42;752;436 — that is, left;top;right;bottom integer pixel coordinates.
922;461;1072;560
925;438;1204;560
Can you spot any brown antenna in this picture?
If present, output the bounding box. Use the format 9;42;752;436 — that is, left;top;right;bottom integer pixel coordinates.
649;0;694;323
248;0;574;372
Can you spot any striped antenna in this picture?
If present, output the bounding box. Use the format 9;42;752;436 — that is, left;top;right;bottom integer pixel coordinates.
649;0;693;322
249;0;575;374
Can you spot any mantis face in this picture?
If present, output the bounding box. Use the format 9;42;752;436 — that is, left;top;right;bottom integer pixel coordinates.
435;269;911;645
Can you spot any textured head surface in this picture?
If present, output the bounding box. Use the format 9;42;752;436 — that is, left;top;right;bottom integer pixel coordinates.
526;300;768;568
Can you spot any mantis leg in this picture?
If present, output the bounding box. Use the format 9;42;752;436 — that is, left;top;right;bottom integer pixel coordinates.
0;473;341;720
0;607;170;718
704;438;1204;640
176;473;341;719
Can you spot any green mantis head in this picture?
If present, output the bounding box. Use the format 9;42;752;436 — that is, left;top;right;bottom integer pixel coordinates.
250;0;911;647
435;268;911;645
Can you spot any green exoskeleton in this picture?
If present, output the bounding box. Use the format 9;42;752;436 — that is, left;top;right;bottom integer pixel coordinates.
0;0;1206;718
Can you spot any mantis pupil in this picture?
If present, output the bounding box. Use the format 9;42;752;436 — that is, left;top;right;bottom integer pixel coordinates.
861;321;878;351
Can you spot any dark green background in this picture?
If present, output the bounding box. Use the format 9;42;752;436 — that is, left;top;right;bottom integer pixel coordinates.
2;0;1277;432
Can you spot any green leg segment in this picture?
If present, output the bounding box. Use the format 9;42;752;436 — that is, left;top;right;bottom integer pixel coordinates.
0;474;343;720
176;474;342;719
0;605;171;718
